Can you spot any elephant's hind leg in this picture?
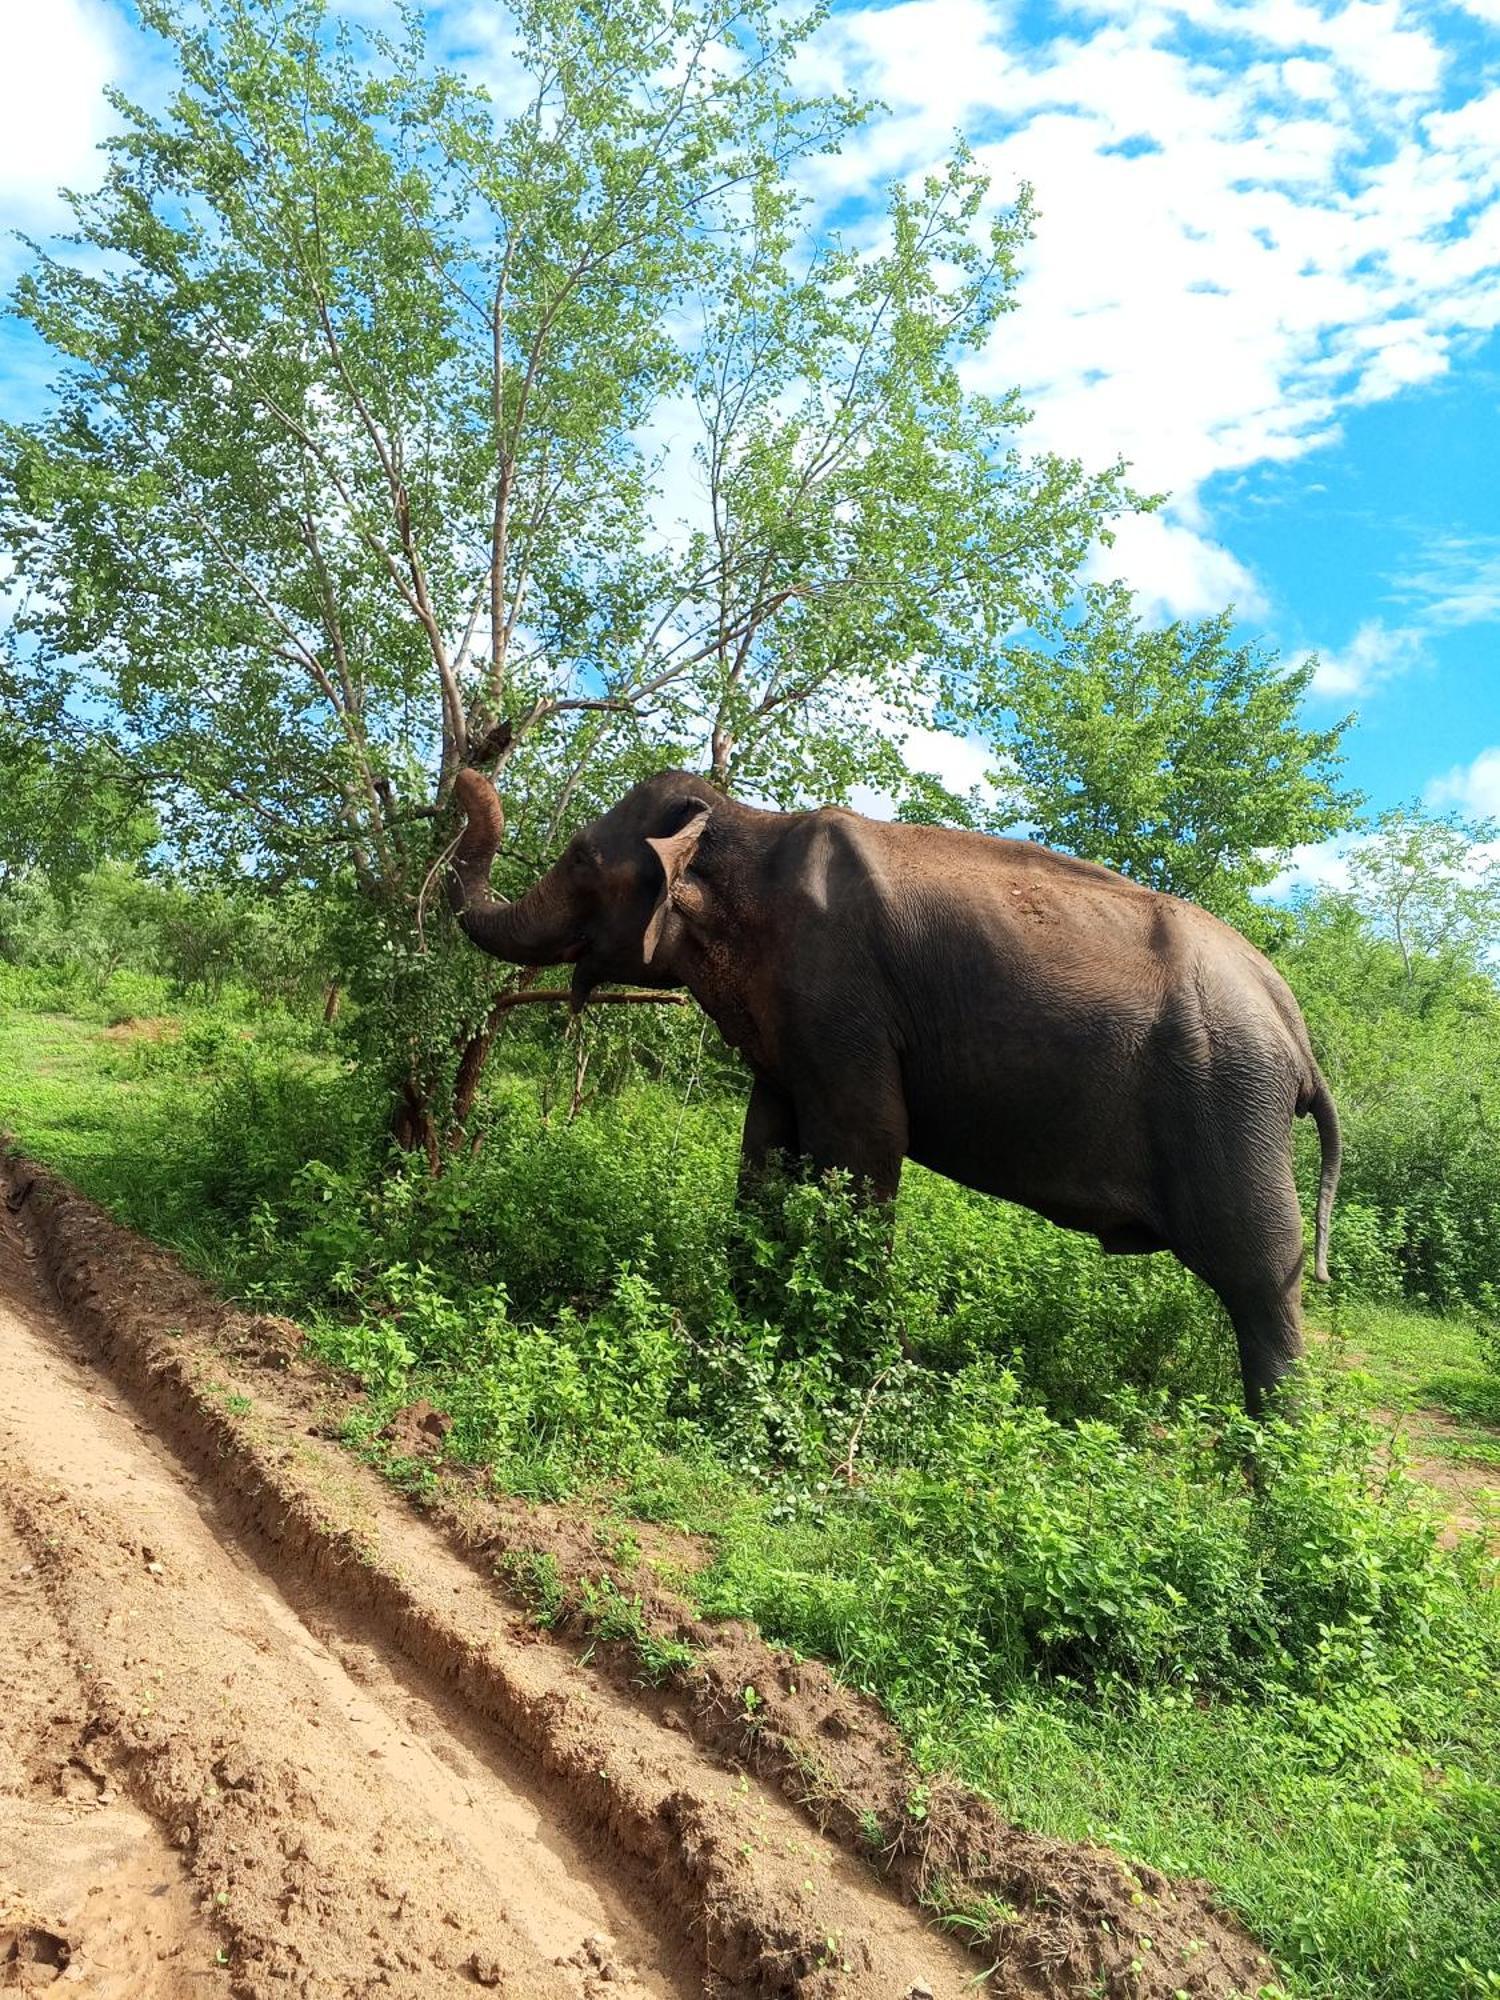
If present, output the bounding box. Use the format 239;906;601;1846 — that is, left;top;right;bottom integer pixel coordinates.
1214;1263;1306;1416
1173;1165;1309;1415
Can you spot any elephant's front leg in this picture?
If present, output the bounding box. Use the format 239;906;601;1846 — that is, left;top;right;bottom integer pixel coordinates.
793;1062;908;1204
737;1072;800;1200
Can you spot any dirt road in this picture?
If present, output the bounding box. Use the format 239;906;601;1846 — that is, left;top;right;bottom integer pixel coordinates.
0;1162;1277;2000
0;1185;995;1999
0;1209;707;1994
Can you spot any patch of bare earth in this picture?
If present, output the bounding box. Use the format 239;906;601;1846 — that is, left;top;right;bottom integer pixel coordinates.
1371;1408;1500;1549
1;1154;1278;2000
96;1017;179;1045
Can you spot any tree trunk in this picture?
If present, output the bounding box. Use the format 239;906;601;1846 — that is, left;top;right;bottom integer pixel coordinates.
387;981;693;1167
392;1075;441;1173
449;970;543;1138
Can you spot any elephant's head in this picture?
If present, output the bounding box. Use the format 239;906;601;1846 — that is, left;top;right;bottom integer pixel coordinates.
446;767;721;1003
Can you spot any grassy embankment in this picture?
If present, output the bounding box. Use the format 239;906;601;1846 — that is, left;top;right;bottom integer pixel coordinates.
2;971;1497;2000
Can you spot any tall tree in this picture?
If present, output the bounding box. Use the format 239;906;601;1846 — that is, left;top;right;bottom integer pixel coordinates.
1343;805;1500;997
981;582;1357;928
0;634;154;905
1;0;1123;1146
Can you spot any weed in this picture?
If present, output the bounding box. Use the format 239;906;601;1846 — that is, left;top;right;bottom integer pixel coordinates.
500;1549;565;1627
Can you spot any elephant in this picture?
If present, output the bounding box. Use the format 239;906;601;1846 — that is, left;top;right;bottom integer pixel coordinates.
446;767;1341;1413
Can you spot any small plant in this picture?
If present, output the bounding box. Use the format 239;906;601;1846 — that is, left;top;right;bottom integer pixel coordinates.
500;1549;566;1628
576;1573;695;1685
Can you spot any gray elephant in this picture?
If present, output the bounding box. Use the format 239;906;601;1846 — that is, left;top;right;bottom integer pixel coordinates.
447;768;1340;1413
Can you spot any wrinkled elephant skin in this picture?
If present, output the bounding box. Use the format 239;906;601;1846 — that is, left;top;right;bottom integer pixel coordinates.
447;768;1341;1413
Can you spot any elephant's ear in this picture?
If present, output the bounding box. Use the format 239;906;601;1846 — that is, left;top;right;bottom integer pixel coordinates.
643;802;712;964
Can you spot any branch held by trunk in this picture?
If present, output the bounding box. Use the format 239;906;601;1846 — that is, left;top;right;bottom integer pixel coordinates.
483;987;690;1014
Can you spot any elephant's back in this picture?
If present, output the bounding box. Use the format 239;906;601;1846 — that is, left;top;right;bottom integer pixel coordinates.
824;812;1319;1111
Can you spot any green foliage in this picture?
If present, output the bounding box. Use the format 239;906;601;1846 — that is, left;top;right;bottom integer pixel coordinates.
2;861;335;1017
1279;880;1500;1317
983;581;1357;929
322;1260;688;1495
700;1379;1467;1703
1345;806;1500;994
193;1083;1234;1458
1;0;1123;1139
964;1665;1500;2000
2;987;1498;1999
695;1381;1500;1998
0;638;155;905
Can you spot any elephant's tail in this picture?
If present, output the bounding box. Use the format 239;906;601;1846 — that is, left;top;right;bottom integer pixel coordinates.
1303;1074;1341;1283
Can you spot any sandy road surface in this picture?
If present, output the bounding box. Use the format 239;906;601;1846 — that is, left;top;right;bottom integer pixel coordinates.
0;1211;697;1996
0;1184;993;2000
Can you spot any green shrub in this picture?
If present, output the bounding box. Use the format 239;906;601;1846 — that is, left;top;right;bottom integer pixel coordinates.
1281;903;1500;1319
1323;1199;1406;1307
179;1046;372;1215
699;1374;1484;1705
318;1259;688;1496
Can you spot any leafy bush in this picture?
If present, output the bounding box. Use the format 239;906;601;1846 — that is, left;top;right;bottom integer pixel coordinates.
217;1091;1238;1439
1;862;336;1016
104;1039;380;1265
698;1374;1476;1704
0;958;169;1023
1280;896;1500;1319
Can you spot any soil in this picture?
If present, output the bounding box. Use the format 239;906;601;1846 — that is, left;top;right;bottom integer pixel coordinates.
0;1155;1279;2000
1372;1406;1500;1548
97;1017;179;1044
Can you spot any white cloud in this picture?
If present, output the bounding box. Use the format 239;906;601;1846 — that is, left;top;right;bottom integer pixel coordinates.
1257;837;1359;900
849;718;1001;819
0;1;120;233
1087;512;1268;621
899;723;997;796
1428;746;1500;818
1261;777;1500;903
1392;535;1500;629
800;0;1500;620
1307;618;1426;698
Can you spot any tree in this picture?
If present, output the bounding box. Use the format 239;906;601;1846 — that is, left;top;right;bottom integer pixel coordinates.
982;582;1357;927
1344;806;1500;999
0;634;154;908
1;0;1123;1151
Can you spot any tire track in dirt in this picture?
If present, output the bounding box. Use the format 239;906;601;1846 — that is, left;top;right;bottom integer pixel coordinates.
0;1498;214;1996
0;1171;982;2000
0;1217;664;1997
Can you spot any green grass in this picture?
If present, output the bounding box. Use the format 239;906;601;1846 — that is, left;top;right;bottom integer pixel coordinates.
942;1686;1500;1999
1319;1300;1500;1474
0;1002;169;1174
2;977;1498;2000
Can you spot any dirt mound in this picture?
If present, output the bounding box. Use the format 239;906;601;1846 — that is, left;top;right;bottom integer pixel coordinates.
462;1509;1273;2000
3;1150;1279;1999
381;1397;454;1457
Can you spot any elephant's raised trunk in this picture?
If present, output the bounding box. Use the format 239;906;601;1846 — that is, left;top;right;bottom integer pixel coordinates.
448;769;507;914
445;769;577;964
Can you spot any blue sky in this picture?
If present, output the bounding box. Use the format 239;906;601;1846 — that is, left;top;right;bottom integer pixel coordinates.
3;0;1498;888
